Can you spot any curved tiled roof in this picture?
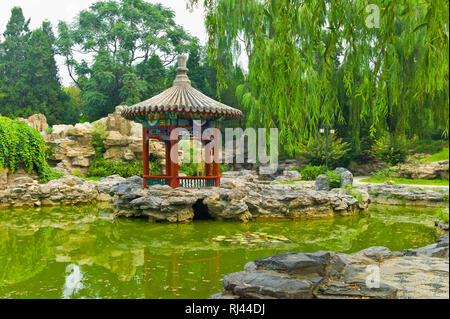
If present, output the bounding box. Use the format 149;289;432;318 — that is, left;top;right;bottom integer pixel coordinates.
121;55;242;119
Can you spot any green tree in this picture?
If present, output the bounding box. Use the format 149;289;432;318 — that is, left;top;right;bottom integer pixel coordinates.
56;0;198;121
0;7;73;125
0;7;31;118
191;0;449;157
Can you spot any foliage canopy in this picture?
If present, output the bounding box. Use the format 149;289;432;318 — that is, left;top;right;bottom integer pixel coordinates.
191;0;449;156
0;7;75;125
56;0;200;121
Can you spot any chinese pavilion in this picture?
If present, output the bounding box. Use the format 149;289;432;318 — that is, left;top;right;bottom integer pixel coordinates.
120;54;242;188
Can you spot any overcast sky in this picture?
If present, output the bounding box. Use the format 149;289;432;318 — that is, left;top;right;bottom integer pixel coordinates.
0;0;210;86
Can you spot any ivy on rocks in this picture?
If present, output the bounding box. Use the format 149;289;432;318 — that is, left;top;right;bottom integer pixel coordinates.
0;116;62;183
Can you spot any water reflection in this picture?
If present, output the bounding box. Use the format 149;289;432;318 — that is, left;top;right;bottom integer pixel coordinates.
0;203;440;299
144;250;221;299
63;264;83;298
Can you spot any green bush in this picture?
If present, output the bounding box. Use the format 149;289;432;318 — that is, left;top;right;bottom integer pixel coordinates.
299;165;325;180
435;209;449;224
344;185;364;204
297;134;351;169
180;161;199;176
45;126;53;135
409;138;446;155
0;116;62;183
372;166;399;178
179;161;228;176
372;134;411;165
87;158;161;178
326;170;342;188
91;122;108;159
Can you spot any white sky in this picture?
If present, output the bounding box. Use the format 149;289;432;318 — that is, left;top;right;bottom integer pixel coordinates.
0;0;212;86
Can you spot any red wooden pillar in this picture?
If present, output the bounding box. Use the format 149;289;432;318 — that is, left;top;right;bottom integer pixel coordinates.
165;140;171;178
169;138;180;188
142;127;149;188
212;140;220;187
204;141;212;177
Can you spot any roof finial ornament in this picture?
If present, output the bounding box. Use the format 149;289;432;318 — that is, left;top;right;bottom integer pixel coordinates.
173;54;191;86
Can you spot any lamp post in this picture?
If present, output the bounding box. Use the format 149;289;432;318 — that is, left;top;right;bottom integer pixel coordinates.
319;124;335;173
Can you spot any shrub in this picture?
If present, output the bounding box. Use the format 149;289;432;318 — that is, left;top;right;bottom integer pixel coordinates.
87;158;160;178
91;122;108;159
45;126;53;135
297;134;351;169
348;135;377;164
372;134;410;165
344;185;364;204
179;161;200;176
372;166;399;178
299;165;325;180
326;170;342;188
435;209;449;224
0;116;62;183
409;138;446;155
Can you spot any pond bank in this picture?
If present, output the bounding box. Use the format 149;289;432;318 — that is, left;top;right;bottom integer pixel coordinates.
211;235;449;299
0;203;442;299
0;175;124;208
107;176;369;222
1;170;447;215
359;183;449;207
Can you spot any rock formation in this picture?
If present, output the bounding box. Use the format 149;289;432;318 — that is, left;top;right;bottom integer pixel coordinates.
21;106;166;175
211;236;449;299
17;113;48;133
396;160;449;180
360;183;449;207
315;167;354;191
0;175;125;208
107;174;369;223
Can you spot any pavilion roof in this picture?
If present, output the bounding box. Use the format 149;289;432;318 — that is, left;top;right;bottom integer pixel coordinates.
121;55;242;119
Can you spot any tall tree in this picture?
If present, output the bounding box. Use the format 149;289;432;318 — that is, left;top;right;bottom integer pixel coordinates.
190;0;449;156
0;7;31;118
0;7;74;125
56;0;199;121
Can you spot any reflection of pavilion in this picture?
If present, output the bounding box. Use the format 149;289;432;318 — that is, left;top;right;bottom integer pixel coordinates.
144;248;221;299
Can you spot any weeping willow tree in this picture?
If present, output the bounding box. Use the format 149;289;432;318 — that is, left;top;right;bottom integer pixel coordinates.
189;0;449;156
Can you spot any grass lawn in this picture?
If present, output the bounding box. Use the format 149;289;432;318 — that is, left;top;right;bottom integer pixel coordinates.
80;176;102;181
279;181;296;185
427;147;449;162
360;176;449;186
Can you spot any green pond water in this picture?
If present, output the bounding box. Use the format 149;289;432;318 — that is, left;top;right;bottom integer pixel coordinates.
0;203;442;299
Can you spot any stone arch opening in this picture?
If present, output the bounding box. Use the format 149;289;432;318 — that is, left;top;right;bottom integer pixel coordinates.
192;199;213;220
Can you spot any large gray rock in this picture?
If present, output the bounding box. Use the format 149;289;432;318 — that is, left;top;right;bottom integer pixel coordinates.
253;251;346;278
316;280;397;299
315;168;353;191
211;236;449;299
402;235;449;258
17;113;48;132
108;176;369;223
335;167;353;188
222;271;318;299
356;246;394;262
276;170;302;182
315;174;329;191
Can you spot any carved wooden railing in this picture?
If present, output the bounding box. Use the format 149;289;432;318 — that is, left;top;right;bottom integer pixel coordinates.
144;175;170;187
178;176;217;188
144;175;218;188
